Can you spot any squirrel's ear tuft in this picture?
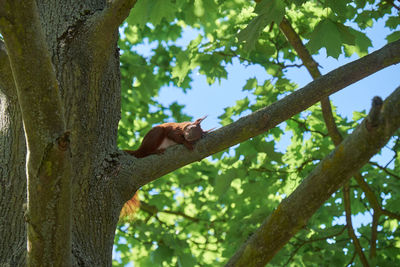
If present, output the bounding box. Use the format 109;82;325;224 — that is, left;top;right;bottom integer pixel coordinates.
194;115;207;125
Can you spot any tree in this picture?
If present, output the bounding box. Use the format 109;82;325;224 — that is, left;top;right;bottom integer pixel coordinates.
0;0;399;266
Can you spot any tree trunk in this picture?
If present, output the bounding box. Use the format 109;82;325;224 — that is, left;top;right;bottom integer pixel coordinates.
1;1;124;265
38;1;122;265
0;93;27;266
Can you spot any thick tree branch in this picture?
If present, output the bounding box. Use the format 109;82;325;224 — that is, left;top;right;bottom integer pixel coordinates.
101;0;137;29
115;39;400;197
0;39;16;99
86;0;137;66
0;1;66;167
226;86;400;266
279;17;367;262
0;0;71;265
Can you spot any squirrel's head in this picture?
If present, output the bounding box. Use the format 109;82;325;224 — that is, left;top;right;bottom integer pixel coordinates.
184;116;208;142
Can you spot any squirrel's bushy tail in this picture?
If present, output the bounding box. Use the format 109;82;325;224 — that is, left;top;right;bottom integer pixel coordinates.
120;192;140;219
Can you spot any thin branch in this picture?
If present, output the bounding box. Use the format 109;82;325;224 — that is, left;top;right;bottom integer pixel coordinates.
280;17;368;265
226;86;400;266
343;182;370;266
116;39;400;196
346;251;357;267
284;226;346;265
296;157;320;173
387;0;400;11
368;161;400;180
384;137;398;168
353;173;382;212
249;166;291;174
370;211;379;259
278;63;304;69
140;202;200;223
320;96;343;146
279;17;342;146
215;50;302;70
381;209;400;221
289;118;328;137
279;18;321;79
215;51;255;64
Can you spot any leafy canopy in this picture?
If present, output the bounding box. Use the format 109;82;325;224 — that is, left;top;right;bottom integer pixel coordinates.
115;0;400;266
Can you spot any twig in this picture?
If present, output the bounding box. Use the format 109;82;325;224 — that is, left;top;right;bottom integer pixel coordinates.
370;211;379;259
284;226;346;265
140;202;200;222
369;161;400;180
343;182;370;266
290;118;328;137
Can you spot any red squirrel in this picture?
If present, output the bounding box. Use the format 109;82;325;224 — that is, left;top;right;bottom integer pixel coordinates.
125;116;210;158
121;116;211;219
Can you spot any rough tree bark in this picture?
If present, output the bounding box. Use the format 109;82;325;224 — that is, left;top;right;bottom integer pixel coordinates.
226;87;400;266
0;0;134;265
0;1;400;266
0;40;27;266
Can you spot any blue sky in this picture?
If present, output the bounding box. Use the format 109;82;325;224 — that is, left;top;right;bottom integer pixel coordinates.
153;18;399;166
156;18;399;130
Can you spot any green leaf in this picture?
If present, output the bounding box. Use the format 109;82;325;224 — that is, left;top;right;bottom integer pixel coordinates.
326;0;348;16
352;111;366;121
343;28;372;57
292;0;307;6
254;0;285;18
383;219;399;232
172;51;192;85
128;0;177;27
238;0;285;50
386;31;400;43
196;53;228;84
150;245;174;264
214;172;234;197
307;19;342;58
243;78;258;91
188;34;203;50
233;97;250;114
177;253;196;267
386;16;400;30
336;23;356;46
355;12;374;29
